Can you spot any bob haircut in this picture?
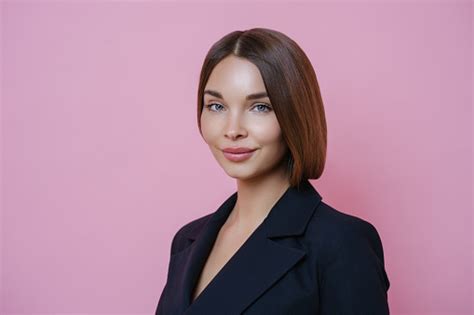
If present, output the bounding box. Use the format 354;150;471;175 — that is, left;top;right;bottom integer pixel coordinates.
197;28;327;189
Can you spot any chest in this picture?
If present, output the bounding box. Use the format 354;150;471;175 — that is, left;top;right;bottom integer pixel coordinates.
191;225;257;303
157;212;320;315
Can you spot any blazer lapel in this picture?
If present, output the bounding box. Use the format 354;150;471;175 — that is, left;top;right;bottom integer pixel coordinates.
162;190;236;314
168;179;322;315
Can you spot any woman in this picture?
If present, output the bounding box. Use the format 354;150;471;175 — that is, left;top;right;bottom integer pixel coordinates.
155;28;390;314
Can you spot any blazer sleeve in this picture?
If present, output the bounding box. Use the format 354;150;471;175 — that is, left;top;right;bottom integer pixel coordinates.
319;220;391;314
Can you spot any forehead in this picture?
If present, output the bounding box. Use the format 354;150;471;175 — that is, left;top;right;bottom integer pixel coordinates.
204;55;267;98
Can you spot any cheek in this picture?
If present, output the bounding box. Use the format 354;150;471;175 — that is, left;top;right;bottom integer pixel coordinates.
253;118;284;146
200;113;217;143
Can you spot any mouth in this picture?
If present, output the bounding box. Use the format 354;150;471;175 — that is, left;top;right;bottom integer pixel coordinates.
221;148;257;162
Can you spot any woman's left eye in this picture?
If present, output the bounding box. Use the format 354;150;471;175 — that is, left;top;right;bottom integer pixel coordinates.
252;104;272;112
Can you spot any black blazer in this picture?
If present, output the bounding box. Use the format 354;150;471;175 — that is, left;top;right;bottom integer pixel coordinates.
156;180;390;314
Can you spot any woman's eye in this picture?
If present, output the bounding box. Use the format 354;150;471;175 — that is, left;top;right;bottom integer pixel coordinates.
205;103;224;112
252;103;272;113
205;103;272;113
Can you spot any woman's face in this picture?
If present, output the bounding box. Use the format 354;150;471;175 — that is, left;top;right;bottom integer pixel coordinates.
200;55;289;182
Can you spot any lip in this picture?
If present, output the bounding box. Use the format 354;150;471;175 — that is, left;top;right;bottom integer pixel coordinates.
222;147;257;154
221;147;257;162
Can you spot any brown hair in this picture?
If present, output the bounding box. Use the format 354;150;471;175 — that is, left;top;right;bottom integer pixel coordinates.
197;28;327;188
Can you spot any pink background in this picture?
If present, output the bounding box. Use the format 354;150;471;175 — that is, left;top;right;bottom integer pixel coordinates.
1;1;472;314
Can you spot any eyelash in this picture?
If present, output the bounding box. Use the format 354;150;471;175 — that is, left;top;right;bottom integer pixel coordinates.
205;103;272;113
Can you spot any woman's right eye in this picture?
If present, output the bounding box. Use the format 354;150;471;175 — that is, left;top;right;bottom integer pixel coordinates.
205;103;224;112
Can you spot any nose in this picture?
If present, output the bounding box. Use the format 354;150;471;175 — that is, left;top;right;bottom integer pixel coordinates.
224;111;247;140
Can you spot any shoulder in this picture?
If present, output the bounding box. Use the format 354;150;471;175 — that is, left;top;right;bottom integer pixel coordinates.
168;212;214;255
309;202;391;311
306;201;387;266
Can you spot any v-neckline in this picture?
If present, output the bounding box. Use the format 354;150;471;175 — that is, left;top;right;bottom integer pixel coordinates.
174;180;322;314
188;210;270;307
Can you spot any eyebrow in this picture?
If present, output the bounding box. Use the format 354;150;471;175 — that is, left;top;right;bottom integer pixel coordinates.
204;89;269;100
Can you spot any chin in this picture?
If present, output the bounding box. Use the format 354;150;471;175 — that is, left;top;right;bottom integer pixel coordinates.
225;172;262;182
222;166;255;178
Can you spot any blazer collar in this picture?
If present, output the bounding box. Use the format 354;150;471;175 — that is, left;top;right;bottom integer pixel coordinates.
186;179;322;241
169;179;322;315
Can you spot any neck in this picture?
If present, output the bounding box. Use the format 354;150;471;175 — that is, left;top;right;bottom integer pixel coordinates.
226;167;291;232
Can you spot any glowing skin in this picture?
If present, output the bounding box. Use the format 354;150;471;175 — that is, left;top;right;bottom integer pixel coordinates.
201;56;288;186
191;55;293;303
200;55;290;228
